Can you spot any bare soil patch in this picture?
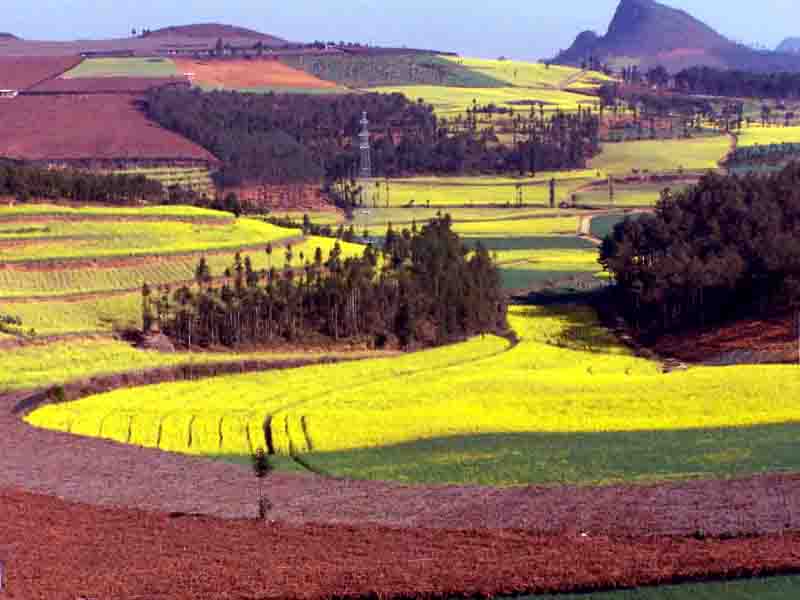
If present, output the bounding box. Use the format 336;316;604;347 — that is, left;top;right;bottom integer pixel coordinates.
0;55;81;90
226;183;337;212
174;57;337;90
653;313;799;364
27;76;188;94
0;94;216;163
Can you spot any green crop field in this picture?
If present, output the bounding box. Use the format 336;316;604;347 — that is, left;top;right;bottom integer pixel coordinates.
530;576;800;599
281;53;505;88
362;175;595;208
737;124;800;147
0;216;297;264
589;213;645;240
28;304;800;486
572;182;692;207
63;57;179;78
590;137;731;175
0;236;365;298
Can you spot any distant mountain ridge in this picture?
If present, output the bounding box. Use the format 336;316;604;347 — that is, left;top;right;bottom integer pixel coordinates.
556;0;800;72
144;23;287;46
0;33;18;40
777;38;800;54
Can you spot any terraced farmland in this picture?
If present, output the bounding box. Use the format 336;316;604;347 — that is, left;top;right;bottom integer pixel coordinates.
29;304;800;486
0;215;297;263
0;236;363;298
112;167;215;195
0;205;367;336
1;338;370;393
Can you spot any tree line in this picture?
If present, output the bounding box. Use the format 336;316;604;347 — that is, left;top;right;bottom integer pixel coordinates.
600;163;800;334
145;87;600;188
145;216;507;349
673;66;800;99
0;162;165;205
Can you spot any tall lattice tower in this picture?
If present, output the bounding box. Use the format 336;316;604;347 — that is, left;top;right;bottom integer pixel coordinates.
359;111;372;179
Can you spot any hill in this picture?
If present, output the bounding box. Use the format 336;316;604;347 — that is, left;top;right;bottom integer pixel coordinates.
778;37;800;54
556;0;800;72
0;33;18;40
144;23;286;45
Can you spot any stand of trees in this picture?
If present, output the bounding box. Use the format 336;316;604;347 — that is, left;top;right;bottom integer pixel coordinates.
147;216;507;348
146;88;600;188
601;164;800;334
674;66;800;99
0;162;164;205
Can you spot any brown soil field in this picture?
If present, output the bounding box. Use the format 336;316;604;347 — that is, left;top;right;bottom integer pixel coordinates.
0;55;81;90
27;75;189;94
0;94;217;163
3;485;800;600
654;313;799;364
174;57;338;89
227;182;336;211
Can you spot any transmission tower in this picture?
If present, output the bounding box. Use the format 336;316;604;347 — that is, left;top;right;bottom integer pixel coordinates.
359;111;372;179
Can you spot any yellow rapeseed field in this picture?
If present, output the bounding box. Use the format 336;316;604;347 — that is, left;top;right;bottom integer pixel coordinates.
27;305;800;469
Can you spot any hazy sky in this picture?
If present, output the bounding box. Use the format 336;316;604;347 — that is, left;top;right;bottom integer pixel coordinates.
5;0;799;59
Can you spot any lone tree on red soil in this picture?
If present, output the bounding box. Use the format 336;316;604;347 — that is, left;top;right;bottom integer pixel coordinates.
251;448;273;520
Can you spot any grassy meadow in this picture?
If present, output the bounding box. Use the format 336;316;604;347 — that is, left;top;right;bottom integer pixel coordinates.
572;182;691;208
590;136;730;175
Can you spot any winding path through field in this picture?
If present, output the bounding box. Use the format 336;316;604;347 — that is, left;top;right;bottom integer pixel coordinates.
2;373;800;536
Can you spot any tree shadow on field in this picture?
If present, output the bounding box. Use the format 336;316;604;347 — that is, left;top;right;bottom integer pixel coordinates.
242;423;800;488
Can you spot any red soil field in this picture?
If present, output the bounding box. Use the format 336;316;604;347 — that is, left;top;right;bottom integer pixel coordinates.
0;55;81;90
3;486;800;600
28;76;189;94
0;94;217;163
174;57;338;89
654;313;799;363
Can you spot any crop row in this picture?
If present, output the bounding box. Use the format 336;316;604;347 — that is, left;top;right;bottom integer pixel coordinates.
0;236;365;298
0;217;298;264
0;203;233;222
1;338;363;393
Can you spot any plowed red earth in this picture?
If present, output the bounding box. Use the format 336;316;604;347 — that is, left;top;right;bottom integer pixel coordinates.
2;486;800;600
0;55;81;90
0;95;216;163
174;57;337;89
28;76;188;94
654;313;798;363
